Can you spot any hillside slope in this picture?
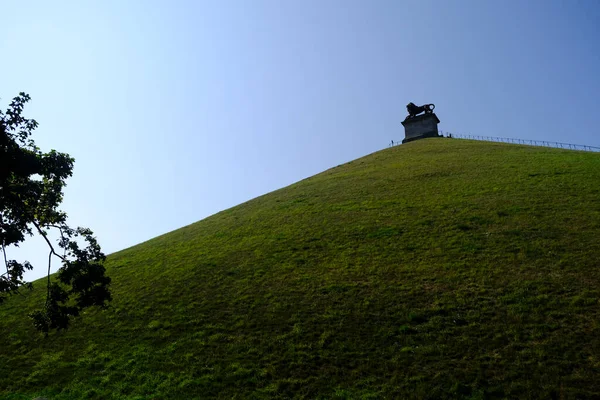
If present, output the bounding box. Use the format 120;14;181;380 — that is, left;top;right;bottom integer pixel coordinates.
1;138;600;399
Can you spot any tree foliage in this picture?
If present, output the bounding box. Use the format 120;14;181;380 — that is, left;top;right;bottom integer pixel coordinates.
0;92;111;334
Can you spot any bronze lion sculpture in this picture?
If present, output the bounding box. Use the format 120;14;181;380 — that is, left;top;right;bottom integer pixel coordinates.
405;102;435;120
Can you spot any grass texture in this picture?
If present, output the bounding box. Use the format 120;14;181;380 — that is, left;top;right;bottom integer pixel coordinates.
1;138;600;399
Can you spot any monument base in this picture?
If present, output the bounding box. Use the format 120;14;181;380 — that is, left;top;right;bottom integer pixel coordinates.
401;113;441;144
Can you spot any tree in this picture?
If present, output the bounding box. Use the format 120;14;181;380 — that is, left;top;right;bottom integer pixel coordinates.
0;92;111;335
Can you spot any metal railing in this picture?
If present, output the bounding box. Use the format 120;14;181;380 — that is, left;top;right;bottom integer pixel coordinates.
389;132;600;153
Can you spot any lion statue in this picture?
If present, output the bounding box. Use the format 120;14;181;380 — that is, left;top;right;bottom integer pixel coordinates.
405;102;435;120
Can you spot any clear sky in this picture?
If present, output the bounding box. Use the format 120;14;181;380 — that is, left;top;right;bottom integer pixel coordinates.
2;0;599;281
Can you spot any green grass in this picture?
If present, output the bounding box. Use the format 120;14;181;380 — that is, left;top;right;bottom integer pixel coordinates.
1;138;600;399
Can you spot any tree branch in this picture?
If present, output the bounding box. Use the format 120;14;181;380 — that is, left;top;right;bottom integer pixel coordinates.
0;213;8;277
46;250;52;307
31;220;68;307
1;243;8;277
31;220;67;263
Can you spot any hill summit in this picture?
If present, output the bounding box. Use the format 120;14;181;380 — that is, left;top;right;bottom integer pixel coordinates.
1;138;600;399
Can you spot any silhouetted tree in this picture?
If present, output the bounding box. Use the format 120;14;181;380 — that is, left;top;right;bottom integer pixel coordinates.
0;92;111;335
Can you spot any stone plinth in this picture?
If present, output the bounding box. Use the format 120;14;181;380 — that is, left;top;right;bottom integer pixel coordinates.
401;113;441;143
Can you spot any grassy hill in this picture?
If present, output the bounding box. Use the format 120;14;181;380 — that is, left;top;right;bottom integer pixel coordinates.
1;138;600;399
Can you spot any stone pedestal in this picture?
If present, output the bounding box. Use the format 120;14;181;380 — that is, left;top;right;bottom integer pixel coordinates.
401;113;441;143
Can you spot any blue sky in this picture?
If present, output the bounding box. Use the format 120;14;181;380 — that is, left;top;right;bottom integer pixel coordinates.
2;0;599;281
